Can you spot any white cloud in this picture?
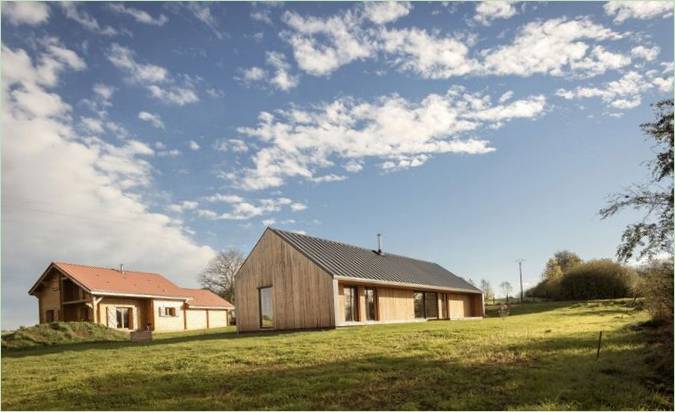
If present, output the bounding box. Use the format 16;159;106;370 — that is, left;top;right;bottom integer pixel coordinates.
280;6;628;80
189;140;200;150
631;45;660;61
93;83;115;102
556;70;669;110
281;9;375;76
251;9;273;25
362;1;412;24
474;1;517;25
231;87;545;190
310;174;347;183
184;2;224;39
196;196;306;220
59;2;118;36
107;44;199;106
344;160;363;173
482;18;626;77
157;148;181;157
138;111;165;129
2;1;50;25
80;116;104;134
380;27;478;79
2;41;215;328
108;43;168;83
168;201;199;213
266;52;299;91
239;53;299;91
290;202;307;211
604;1;673;23
242;66;266;82
498;90;514;103
109;3;168;26
214;138;249;153
205;193;244;203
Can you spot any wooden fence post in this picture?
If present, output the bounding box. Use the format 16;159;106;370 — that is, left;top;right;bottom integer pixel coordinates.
596;331;603;360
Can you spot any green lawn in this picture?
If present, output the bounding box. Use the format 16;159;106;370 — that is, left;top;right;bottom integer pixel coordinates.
2;300;671;410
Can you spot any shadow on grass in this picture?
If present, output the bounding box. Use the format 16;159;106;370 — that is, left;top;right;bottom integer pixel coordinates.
1;328;314;359
7;336;670;411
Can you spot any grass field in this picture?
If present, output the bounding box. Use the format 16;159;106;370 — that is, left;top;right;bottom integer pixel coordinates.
1;300;671;410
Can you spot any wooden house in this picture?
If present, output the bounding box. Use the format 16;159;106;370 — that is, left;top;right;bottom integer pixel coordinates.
28;262;234;332
235;228;483;332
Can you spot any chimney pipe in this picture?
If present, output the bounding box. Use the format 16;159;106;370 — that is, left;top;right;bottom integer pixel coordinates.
377;233;383;255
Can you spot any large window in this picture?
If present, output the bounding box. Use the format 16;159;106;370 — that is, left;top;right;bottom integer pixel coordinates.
259;286;273;328
365;288;377;321
424;292;438;318
116;307;131;329
414;292;439;319
344;286;358;322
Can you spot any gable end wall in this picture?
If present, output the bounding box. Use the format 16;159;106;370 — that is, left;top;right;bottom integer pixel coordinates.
235;230;335;332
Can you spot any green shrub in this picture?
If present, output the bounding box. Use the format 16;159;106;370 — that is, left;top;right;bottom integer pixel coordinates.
558;259;637;300
637;260;674;325
1;322;128;350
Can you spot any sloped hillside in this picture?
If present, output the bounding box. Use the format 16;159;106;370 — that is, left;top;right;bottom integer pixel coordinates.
2;322;127;349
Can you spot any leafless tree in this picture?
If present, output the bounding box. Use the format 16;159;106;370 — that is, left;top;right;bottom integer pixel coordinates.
198;249;245;304
500;281;513;302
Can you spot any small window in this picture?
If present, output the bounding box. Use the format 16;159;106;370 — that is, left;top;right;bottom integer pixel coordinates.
344;286;358;322
259;287;273;328
116;307;131;329
158;307;177;317
45;309;55;323
365;288;377;321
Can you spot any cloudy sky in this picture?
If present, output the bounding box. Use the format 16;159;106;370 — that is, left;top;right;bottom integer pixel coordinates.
2;1;673;328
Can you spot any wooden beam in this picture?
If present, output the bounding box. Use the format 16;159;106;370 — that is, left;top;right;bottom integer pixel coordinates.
206;309;210;329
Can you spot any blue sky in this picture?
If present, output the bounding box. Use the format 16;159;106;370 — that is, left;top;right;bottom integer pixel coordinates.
2;1;673;328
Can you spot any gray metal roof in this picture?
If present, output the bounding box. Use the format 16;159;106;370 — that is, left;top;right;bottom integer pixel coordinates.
270;228;481;293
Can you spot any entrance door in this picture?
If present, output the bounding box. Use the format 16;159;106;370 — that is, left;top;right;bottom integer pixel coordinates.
448;294;467;319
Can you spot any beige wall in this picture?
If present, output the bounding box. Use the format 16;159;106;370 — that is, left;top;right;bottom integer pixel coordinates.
37;270;61;323
185;309;208;330
152;299;185;332
235;230;335;332
97;297;149;331
209;310;229;328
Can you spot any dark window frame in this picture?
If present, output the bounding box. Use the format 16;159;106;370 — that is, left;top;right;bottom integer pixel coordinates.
344;285;358;322
414;291;440;319
365;287;378;321
45;309;55;322
258;286;273;329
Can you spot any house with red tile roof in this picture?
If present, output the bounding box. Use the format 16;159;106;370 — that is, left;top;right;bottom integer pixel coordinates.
28;262;234;332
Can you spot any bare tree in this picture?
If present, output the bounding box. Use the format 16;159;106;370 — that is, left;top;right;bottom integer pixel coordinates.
480;279;494;304
198;249;245;304
500;281;513;302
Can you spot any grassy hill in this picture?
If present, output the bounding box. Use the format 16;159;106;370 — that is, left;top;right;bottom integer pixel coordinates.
2;322;128;350
1;300;671;410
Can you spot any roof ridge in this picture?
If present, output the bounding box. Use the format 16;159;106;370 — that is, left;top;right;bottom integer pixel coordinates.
270;227;442;266
54;261;162;276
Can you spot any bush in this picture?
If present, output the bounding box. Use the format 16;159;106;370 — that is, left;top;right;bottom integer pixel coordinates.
637;260;674;325
558;259;637;300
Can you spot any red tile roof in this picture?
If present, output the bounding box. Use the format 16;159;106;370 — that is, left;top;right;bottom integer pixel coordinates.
181;288;234;309
29;262;235;309
29;262;190;299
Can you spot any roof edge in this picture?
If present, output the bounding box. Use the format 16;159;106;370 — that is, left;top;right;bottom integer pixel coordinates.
334;276;482;294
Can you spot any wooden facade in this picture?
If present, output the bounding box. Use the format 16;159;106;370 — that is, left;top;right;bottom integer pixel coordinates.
30;265;233;333
235;230;335;332
235;229;484;332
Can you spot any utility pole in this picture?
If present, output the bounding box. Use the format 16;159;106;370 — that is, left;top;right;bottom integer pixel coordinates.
516;259;525;303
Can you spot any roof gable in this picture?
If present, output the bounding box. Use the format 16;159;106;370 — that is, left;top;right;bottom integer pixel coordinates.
270;228;481;293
